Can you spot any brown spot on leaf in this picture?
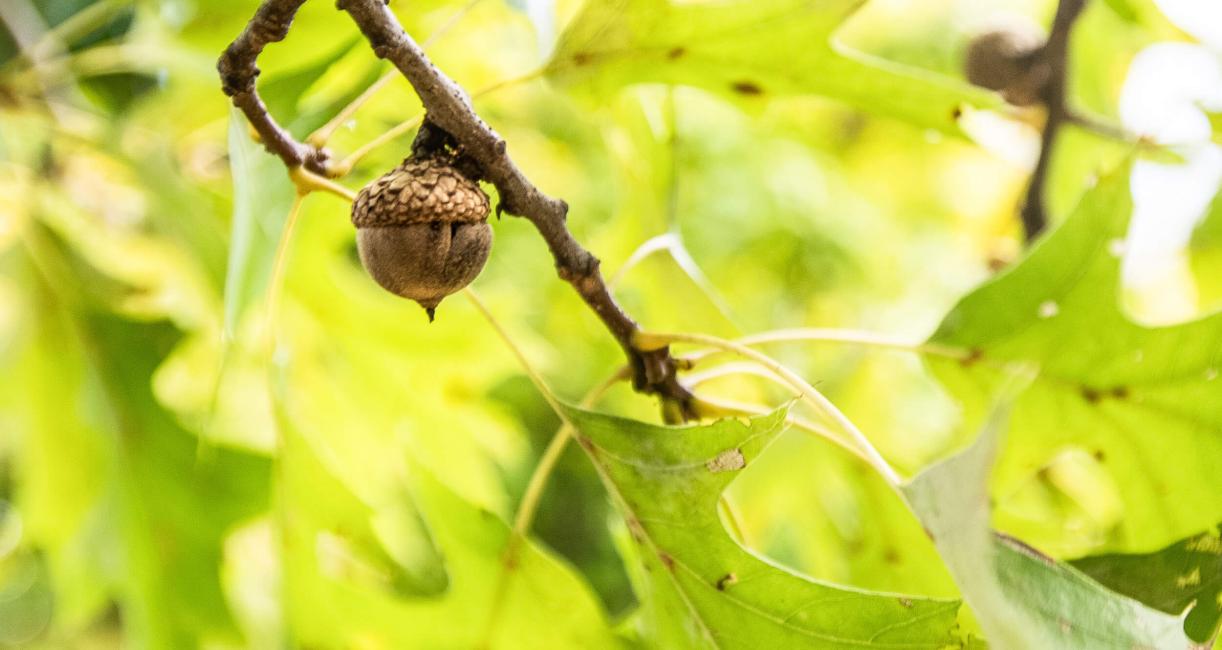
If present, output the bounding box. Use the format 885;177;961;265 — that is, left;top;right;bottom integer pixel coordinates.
952;106;964;120
1080;386;1101;404
731;80;763;96
898;597;913;608
716;573;737;590
572;52;592;66
960;347;984;367
883;548;901;565
1093;449;1106;462
1110;386;1131;400
667;46;686;60
658;551;675;572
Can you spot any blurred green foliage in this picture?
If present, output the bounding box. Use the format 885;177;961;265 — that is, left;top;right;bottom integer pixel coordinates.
0;0;1218;648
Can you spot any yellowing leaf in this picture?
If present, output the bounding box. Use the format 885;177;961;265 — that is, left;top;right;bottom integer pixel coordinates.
547;0;1003;133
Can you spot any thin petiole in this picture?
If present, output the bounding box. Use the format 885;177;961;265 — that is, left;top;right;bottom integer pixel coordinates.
307;70;398;148
288;166;357;201
332;69;546;176
636;330;903;486
330;114;424;177
668;327;970;367
306;0;487;148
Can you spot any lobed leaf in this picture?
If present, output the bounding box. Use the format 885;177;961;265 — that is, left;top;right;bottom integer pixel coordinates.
562;404;967;649
902;407;1192;649
1071;523;1222;643
927;162;1222;553
273;410;621;649
546;0;1003;134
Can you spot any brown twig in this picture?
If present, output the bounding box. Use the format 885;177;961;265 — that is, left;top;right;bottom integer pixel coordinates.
220;0;695;418
218;0;329;174
1020;0;1086;242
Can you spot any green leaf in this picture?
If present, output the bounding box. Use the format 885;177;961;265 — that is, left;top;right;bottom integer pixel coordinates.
508;0;557;59
261;36;360;123
1190;185;1222;311
9;223;271;647
1207;109;1222;147
222;108;296;341
927;162;1222;552
546;0;1003;133
274;412;621;649
902;406;1192;649
222;31;372;340
561;404;967;649
1071;524;1222;643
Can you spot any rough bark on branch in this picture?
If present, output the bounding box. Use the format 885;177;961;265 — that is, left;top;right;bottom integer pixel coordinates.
218;0;329;174
221;0;695;418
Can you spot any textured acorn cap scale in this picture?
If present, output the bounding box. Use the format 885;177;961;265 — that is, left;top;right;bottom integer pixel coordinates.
352;156;492;319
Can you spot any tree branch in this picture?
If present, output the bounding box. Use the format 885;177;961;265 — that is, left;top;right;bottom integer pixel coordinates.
218;0;329;174
221;0;695;418
1021;0;1086;242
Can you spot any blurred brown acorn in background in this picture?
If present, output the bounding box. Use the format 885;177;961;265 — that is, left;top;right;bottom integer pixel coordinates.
964;24;1049;106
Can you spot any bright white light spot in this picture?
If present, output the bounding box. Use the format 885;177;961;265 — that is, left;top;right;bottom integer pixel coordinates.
1121;43;1222;145
1107;238;1127;258
1038;301;1059;319
958;106;1041;170
1120;39;1222;323
1155;0;1222;49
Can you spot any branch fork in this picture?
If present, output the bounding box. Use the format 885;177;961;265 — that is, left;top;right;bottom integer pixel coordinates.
220;0;695;418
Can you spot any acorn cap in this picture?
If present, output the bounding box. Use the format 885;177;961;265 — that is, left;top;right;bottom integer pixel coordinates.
352;156;490;228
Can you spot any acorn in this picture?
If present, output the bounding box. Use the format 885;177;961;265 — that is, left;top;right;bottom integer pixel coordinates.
964;26;1048;106
351;155;492;320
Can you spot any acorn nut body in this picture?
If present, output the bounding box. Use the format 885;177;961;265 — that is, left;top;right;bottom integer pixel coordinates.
352;156;492;318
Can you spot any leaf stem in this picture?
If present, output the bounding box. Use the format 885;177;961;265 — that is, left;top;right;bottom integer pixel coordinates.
329;71;543;177
307;70;398;148
658;327;969;367
330;114;424;177
266;195;306;332
691;393;874;467
509;370;626;539
288;166;357;201
225;0;693;414
464;288;566;416
636;330;902;486
308;0;487;148
465;288;630;647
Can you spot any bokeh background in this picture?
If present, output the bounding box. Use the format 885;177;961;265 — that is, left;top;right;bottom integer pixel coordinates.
1;0;1219;646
